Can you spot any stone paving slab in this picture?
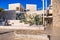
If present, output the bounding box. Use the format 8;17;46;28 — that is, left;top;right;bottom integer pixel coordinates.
0;32;15;40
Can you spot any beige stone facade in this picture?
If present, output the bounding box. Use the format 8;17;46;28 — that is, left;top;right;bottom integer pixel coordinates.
9;3;24;13
26;4;37;12
52;0;60;40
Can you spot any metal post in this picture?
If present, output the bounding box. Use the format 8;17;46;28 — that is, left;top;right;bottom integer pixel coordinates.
45;0;47;29
51;0;52;5
42;0;44;25
46;0;47;9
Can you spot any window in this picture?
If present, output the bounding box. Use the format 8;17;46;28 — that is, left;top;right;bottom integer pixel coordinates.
16;7;19;11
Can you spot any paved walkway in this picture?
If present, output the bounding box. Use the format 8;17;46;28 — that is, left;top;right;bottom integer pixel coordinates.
0;24;56;40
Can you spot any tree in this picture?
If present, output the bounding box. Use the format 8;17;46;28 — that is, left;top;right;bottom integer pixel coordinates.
0;8;4;12
34;15;40;25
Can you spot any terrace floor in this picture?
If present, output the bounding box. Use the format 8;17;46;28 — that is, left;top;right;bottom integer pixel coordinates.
0;24;58;40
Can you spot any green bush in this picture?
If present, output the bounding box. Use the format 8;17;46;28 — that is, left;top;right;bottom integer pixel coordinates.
23;14;43;25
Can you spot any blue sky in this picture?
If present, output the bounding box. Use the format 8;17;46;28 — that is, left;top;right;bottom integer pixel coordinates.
0;0;51;10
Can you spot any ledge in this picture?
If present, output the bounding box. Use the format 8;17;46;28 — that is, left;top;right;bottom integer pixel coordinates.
0;26;44;30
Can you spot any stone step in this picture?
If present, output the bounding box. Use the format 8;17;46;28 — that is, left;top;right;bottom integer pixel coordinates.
0;26;44;30
14;34;49;40
15;30;46;35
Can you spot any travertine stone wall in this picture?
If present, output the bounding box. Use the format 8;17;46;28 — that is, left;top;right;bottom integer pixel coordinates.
53;0;60;27
52;0;60;40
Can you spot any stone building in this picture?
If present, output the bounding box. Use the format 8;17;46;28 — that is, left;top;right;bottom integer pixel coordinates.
0;10;16;21
26;4;37;12
9;3;24;13
9;3;25;20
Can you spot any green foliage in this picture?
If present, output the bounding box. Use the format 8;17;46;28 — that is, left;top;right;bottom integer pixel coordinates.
23;14;43;25
0;8;4;12
39;17;43;25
